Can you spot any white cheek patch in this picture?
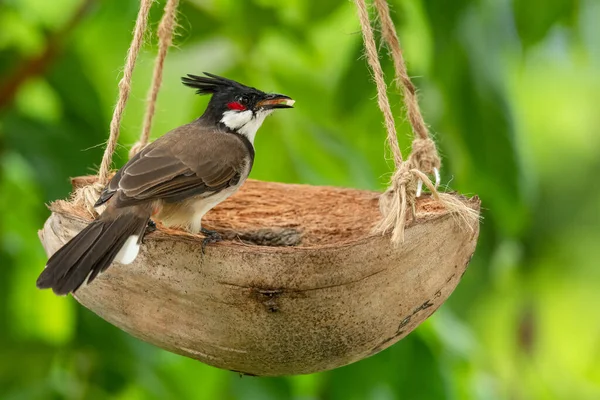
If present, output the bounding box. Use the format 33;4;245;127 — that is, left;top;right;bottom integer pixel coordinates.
237;109;273;144
221;110;253;131
220;109;274;145
114;235;140;265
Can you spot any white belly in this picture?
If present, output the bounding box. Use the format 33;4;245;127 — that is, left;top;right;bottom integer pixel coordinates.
156;183;243;233
188;187;238;233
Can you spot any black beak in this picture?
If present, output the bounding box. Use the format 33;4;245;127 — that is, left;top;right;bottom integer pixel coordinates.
256;94;295;109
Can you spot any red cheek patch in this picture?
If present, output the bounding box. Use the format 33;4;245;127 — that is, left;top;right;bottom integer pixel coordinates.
227;102;246;111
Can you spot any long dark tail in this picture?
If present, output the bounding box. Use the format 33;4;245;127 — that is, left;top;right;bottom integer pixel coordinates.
37;210;149;295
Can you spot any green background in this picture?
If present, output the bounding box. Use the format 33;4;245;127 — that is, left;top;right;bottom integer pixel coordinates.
1;0;599;399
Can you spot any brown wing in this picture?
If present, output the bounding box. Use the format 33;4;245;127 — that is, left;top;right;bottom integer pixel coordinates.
96;123;251;208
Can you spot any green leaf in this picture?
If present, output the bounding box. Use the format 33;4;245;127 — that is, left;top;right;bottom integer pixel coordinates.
512;0;579;47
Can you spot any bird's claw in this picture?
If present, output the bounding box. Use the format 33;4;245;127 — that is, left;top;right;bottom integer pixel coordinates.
146;219;157;233
142;219;157;244
201;228;222;255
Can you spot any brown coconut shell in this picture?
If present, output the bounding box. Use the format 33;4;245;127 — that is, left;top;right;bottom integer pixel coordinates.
38;177;480;376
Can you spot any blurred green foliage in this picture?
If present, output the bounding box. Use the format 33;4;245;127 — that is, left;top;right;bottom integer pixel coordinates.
1;0;599;399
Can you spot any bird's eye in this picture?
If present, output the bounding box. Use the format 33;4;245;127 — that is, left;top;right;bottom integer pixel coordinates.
227;102;247;111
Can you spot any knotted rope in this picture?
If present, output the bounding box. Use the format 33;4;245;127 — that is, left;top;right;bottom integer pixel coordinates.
354;0;477;244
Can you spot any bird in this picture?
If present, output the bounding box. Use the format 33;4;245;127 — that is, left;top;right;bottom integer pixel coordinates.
36;72;295;296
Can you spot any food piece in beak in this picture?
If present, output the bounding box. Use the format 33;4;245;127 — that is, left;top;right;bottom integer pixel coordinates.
257;96;295;109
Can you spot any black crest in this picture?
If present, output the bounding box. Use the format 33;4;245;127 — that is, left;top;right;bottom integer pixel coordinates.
181;72;256;95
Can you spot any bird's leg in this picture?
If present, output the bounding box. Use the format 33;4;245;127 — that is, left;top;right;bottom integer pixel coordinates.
146;219;157;233
141;219;157;244
201;227;222;254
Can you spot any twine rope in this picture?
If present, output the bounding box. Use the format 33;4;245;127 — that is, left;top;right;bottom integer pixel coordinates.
73;0;154;216
97;0;154;183
354;0;475;244
373;0;441;177
374;0;429;142
354;0;403;169
129;0;179;158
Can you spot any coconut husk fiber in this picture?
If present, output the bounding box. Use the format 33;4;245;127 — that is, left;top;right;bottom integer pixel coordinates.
39;176;480;376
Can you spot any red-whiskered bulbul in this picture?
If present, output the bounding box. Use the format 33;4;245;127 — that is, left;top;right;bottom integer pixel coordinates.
37;73;294;295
